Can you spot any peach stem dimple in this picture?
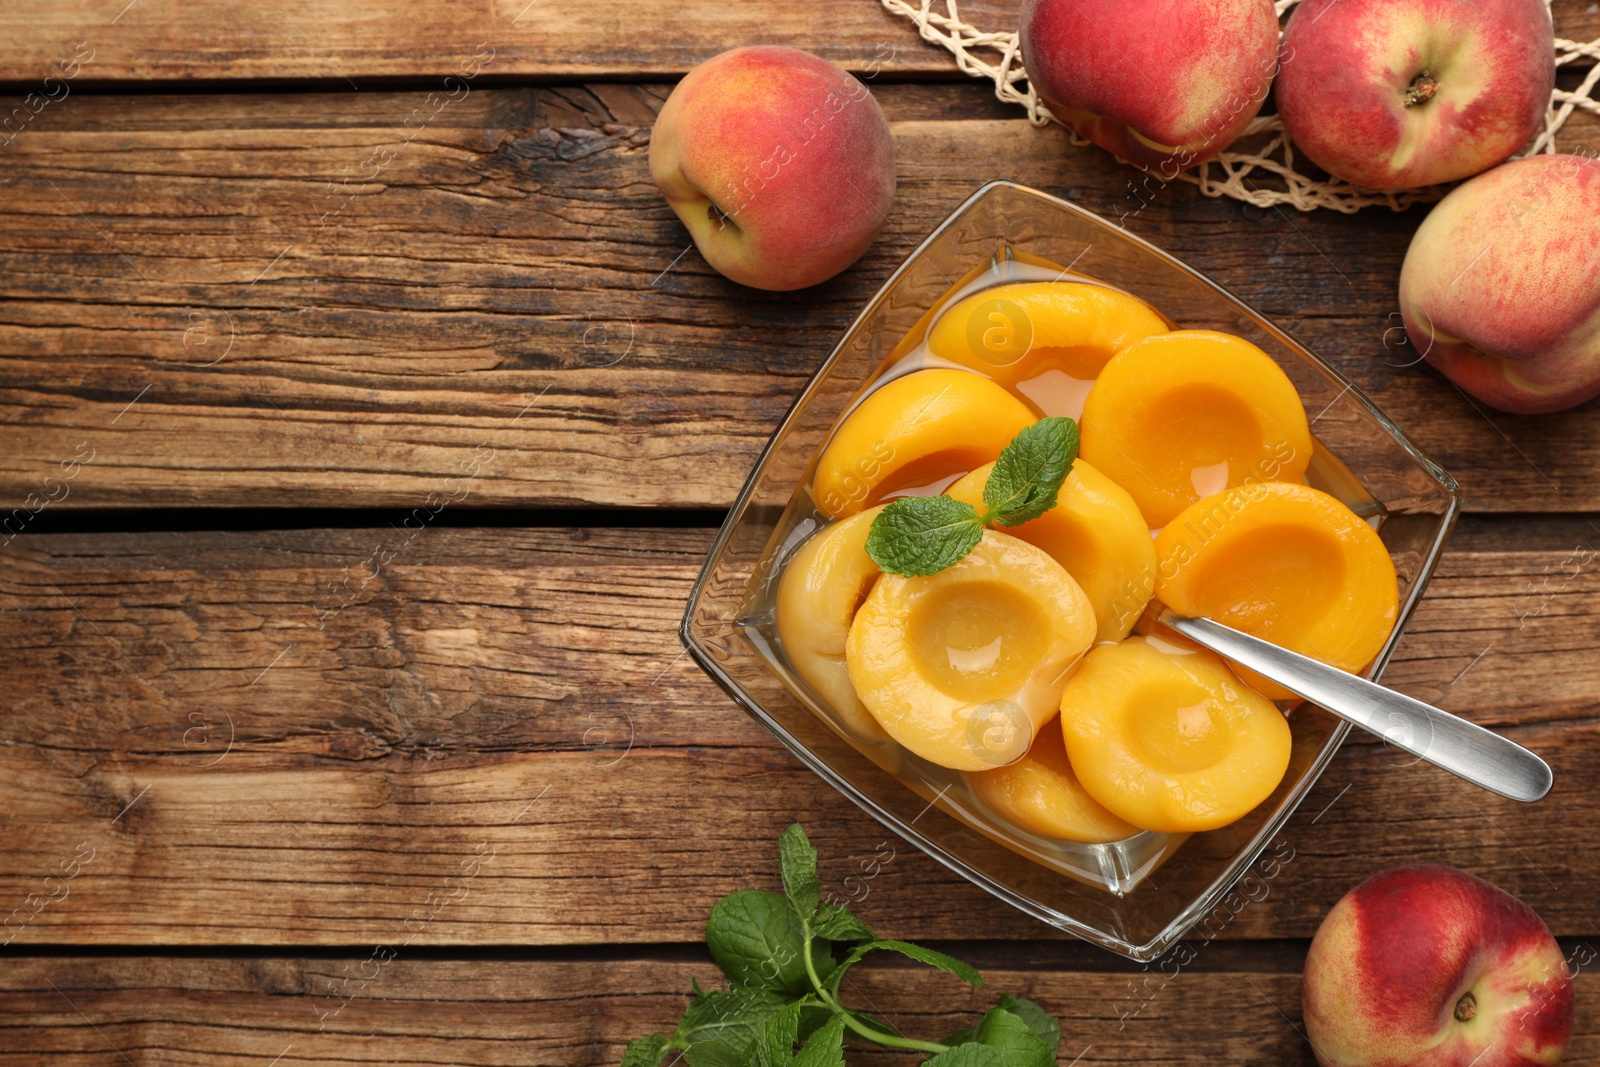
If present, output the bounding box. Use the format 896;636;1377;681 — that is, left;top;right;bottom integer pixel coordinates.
1404;72;1439;107
706;201;737;232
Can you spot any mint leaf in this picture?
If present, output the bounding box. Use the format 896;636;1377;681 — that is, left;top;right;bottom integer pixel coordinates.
684;1040;744;1067
620;1033;669;1067
839;940;983;987
706;889;810;993
865;495;984;577
946;998;1058;1055
678;986;794;1055
792;1013;846;1067
923;1043;1004;1067
812;901;874;943
754;1000;804;1067
973;1007;1053;1067
778;824;821;922
797;1003;837;1042
983;417;1078;527
994;995;1059;1056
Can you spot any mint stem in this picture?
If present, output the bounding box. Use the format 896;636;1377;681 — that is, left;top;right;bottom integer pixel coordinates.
839;1011;950;1055
801;928;829;1001
801;927;950;1056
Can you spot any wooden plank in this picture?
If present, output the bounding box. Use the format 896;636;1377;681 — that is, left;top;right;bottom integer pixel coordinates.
4;523;1597;755
0;0;973;83
1;955;1594;1066
1;87;1597;512
1;525;1598;945
0;957;1315;1066
0;84;1593;511
3;720;1595;946
0;0;1594;83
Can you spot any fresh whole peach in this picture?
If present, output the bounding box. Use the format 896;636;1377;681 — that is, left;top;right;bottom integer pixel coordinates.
1399;153;1600;414
649;46;895;291
1019;0;1279;175
1302;865;1574;1067
1277;0;1553;189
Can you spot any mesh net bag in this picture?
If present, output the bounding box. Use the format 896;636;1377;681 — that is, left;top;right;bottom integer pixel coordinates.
880;0;1600;211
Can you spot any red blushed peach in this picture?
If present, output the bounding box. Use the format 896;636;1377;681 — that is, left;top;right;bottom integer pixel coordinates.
1399;154;1600;414
1020;0;1279;175
649;46;895;291
1302;865;1574;1067
1277;0;1553;190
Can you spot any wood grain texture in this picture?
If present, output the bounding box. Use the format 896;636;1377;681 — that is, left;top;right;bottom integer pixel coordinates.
1;86;1597;512
3;955;1595;1066
1;525;1597;946
0;0;1594;82
0;956;1324;1066
0;0;979;83
1;9;1594;1061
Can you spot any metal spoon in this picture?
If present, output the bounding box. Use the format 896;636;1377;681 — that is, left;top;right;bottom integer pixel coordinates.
1158;610;1553;803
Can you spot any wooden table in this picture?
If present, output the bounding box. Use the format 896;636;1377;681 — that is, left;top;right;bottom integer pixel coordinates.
2;2;1597;1062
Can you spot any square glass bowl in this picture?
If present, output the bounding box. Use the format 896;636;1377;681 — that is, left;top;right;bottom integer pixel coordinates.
680;180;1461;961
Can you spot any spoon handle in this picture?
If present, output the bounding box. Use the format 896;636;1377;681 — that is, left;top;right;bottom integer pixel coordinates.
1158;611;1553;803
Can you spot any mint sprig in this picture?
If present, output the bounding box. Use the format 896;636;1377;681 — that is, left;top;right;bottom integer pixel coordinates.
864;417;1078;578
620;824;1062;1067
